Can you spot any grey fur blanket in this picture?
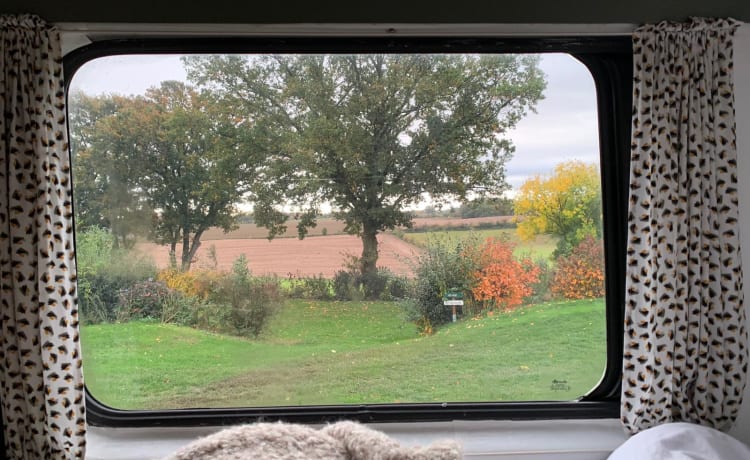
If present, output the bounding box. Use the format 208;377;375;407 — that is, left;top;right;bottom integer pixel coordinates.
163;421;461;460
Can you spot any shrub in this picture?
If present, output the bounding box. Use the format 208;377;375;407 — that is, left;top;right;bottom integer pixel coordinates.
480;220;517;230
550;235;605;300
221;278;280;337
359;269;389;300
330;263;407;301
404;234;483;332
379;270;409;301
179;298;229;332
208;255;281;337
304;274;333;300
76;226;116;276
78;274;119;323
227;286;279;337
116;279;174;322
159;293;195;325
526;257;554;304
76;277;114;324
471;238;540;310
282;274;333;300
76;228;158;323
333;269;355;300
151;255;282;336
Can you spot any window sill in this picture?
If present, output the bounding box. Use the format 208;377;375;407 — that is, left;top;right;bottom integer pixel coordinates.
86;418;627;460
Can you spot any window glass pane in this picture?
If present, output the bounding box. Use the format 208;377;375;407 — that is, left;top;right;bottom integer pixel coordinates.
69;52;606;410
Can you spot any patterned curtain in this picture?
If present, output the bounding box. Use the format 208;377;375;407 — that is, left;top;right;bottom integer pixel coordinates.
622;17;747;434
0;15;86;459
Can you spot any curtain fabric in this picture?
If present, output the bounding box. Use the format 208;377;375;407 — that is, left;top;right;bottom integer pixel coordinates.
0;15;86;459
622;17;747;434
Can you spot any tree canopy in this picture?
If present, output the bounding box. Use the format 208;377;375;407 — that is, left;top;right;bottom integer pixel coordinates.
70;81;267;270
514;160;602;257
185;54;546;275
69;92;152;248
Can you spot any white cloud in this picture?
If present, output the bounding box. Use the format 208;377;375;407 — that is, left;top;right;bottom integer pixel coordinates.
504;53;600;190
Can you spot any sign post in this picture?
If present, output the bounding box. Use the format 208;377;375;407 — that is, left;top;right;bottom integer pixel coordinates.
442;289;464;323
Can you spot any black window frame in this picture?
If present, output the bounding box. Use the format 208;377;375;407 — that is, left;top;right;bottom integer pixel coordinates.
63;35;632;428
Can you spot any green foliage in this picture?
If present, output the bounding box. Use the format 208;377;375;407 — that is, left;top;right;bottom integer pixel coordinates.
231;254;251;281
208;256;281;337
77;237;279;337
332;270;358;301
77;275;121;324
156;258;281;337
69;82;271;271
76;227;158;324
404;233;483;332
525;257;555;304
281;274;333;300
330;263;409;301
75;226;116;275
227;281;280;337
185;54;546;277
182;298;231;333
303;275;334;301
69;93;152;248
378;269;409;301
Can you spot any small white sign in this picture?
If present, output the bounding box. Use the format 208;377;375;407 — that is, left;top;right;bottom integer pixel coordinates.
443;300;464;306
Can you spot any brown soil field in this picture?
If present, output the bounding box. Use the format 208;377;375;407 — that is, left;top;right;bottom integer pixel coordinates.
137;233;420;277
201;215;513;240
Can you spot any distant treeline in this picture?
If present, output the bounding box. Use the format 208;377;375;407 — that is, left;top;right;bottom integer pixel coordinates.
236;197;515;224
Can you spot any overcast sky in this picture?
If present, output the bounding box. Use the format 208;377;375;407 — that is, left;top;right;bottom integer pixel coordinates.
69;53;599;192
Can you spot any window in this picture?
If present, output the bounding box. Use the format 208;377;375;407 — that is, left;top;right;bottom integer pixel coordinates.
65;37;631;426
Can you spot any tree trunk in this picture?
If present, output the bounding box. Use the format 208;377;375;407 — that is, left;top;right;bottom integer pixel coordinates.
181;231;192;271
169;242;178;269
183;230;205;272
360;225;379;278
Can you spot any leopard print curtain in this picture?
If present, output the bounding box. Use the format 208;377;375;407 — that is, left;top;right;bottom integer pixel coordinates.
622;17;747;434
0;15;86;459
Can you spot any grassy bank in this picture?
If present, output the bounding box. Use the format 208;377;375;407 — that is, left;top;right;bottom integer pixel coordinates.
81;298;605;410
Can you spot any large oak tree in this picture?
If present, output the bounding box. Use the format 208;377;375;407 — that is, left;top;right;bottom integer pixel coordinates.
186;54;546;276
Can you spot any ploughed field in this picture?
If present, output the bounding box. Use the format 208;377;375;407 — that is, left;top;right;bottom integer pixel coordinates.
135;216;531;277
137;233;418;277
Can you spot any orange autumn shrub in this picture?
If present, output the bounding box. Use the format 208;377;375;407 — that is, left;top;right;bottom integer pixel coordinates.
550;235;605;299
471;238;540;310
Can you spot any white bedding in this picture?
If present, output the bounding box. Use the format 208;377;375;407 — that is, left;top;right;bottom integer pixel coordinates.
608;422;750;459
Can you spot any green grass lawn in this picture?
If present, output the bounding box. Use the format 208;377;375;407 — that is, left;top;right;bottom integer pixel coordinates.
400;228;558;260
81;298;605;410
